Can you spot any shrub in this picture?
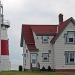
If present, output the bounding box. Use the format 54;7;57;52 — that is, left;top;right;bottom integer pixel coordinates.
47;66;51;71
41;66;46;71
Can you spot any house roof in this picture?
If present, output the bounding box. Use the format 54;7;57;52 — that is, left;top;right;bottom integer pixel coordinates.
20;24;58;51
21;25;37;51
31;25;57;35
20;17;75;51
50;17;75;44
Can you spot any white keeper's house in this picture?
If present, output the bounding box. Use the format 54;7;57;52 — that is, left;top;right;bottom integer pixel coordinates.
0;1;10;71
20;13;75;72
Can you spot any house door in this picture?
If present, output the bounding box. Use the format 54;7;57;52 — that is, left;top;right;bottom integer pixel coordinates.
31;53;37;68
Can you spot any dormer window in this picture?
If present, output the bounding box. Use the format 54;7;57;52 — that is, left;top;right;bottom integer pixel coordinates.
64;31;75;43
42;36;49;43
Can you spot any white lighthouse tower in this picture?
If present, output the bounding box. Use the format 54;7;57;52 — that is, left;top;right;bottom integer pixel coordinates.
0;1;10;71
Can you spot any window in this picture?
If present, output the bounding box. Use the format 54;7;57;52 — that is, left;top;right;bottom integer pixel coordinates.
65;51;75;64
67;32;75;43
69;38;73;42
31;53;37;64
70;52;74;62
42;36;49;43
42;53;49;62
32;59;36;63
64;31;75;43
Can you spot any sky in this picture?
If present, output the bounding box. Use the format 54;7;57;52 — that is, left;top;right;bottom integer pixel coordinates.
1;0;75;70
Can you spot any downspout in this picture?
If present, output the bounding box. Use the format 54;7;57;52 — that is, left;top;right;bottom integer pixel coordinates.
52;43;55;71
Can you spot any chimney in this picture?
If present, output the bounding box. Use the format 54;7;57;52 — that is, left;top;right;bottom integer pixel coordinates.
59;13;63;24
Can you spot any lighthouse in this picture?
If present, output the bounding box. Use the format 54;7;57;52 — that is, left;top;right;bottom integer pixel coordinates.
0;1;10;71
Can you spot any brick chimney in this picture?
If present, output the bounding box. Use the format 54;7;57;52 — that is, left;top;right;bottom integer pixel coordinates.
59;13;63;24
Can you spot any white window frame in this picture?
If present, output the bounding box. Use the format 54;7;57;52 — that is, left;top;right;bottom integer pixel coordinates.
42;36;49;43
65;51;75;65
42;53;49;62
30;53;37;64
64;31;75;44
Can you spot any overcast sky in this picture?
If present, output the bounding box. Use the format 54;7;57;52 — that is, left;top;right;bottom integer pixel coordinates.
2;0;75;70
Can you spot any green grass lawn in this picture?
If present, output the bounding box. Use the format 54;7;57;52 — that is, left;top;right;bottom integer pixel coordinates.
0;71;75;75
